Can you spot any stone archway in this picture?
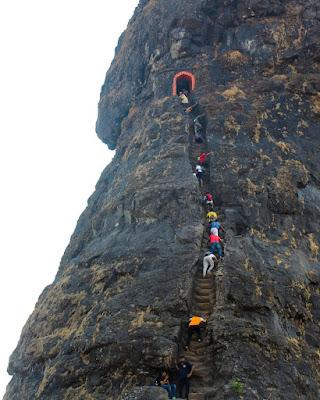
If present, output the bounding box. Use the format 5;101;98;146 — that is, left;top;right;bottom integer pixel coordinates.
172;71;196;96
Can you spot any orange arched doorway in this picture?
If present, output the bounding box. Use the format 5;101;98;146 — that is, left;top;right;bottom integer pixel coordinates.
172;71;196;96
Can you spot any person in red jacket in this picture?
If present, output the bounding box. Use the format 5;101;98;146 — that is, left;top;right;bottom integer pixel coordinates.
198;152;211;166
203;192;214;209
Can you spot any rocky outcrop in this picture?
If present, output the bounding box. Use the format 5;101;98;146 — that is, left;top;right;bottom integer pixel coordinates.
4;0;320;399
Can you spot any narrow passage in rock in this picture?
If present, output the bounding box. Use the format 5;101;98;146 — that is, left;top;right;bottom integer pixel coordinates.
175;95;224;400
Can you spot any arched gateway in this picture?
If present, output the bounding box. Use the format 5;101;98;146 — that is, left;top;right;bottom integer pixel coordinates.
172;71;196;96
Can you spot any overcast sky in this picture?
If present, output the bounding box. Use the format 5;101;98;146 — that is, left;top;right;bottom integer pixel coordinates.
0;1;138;396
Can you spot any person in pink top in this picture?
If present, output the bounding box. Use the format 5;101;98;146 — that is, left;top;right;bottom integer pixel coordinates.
209;234;224;258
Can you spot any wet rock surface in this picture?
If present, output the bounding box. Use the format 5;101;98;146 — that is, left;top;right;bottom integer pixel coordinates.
4;0;320;399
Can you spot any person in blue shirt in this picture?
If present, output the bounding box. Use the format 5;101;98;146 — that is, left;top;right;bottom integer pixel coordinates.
209;220;225;235
176;356;193;399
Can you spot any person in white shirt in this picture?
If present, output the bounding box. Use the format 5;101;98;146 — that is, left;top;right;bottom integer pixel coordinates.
195;165;205;186
210;227;219;236
203;251;217;277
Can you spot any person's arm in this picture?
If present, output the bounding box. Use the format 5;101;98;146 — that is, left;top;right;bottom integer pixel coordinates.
187;364;193;378
160;373;169;385
220;224;225;232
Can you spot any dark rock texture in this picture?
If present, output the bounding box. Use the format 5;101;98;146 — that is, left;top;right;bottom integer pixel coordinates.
4;0;320;399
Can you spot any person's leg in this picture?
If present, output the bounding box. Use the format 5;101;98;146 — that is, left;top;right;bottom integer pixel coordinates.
178;379;185;398
207;258;215;274
186;327;193;347
196;326;202;342
199;173;203;187
162;384;171;398
207;264;214;274
211;243;220;257
185;379;190;399
203;258;209;277
171;384;176;398
210;244;216;255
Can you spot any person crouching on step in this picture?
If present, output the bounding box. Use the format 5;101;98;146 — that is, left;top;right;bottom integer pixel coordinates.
203;251;218;277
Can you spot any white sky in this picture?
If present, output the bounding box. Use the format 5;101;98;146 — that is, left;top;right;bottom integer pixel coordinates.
0;1;138;396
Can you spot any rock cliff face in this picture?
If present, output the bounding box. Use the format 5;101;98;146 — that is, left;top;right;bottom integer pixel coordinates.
4;0;320;399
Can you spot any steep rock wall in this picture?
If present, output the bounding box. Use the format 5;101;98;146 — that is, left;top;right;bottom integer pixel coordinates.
5;0;320;399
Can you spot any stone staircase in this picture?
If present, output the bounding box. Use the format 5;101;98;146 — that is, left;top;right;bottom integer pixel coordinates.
176;101;217;399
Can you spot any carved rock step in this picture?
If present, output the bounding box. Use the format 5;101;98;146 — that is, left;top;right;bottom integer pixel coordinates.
188;386;215;400
194;285;212;293
195;273;212;279
192;311;211;317
193;292;212;302
194;274;213;281
194;284;213;291
194;276;213;283
194;282;213;294
181;353;207;362
192;302;211;310
195;273;213;279
188;394;205;400
185;341;207;351
194;289;212;295
193;294;211;303
193;304;211;313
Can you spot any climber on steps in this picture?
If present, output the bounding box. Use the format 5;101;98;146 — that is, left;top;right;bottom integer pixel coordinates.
203;192;214;209
176;356;193;399
198;151;211;166
194;118;205;143
209;233;224;258
209;220;225;236
179;91;189;105
207;211;218;222
203;251;218;277
195;164;205;187
185;315;207;351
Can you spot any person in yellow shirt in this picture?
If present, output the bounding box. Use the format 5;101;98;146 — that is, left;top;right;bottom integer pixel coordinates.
185;315;207;350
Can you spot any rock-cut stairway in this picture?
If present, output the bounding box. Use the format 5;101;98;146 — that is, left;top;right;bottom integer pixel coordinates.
177;100;216;399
